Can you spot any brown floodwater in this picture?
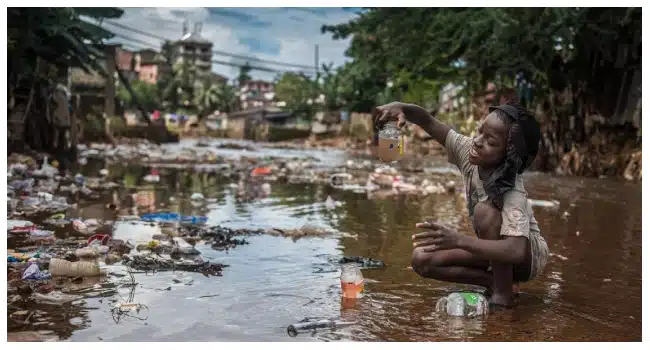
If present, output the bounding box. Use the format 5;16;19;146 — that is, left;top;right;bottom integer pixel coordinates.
7;141;642;341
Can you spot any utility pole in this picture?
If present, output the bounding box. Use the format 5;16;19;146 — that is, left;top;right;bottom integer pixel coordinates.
104;44;118;118
314;44;319;74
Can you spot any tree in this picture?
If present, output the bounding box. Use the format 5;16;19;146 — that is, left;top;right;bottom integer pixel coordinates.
323;8;642;114
318;63;344;111
214;83;237;113
117;80;160;112
156;41;178;110
158;61;199;113
193;82;238;117
237;62;252;87
274;72;318;120
8;7;123;82
322;8;642;177
7;7;123;153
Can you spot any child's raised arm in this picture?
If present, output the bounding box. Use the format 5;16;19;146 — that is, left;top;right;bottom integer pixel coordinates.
373;102;451;147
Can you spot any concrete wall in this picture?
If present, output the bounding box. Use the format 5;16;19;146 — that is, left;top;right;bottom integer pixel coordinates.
226;117;246;139
139;64;159;84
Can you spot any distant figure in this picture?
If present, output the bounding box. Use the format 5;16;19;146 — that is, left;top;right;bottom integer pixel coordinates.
50;83;72;173
374;100;549;308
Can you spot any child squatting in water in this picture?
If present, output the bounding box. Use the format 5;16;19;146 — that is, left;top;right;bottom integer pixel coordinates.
373;101;550;307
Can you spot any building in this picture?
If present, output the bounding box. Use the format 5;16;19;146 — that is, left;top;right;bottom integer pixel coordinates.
224;107;298;140
170;21;213;74
207;72;228;86
239;80;277;110
135;49;165;84
115;47;137;82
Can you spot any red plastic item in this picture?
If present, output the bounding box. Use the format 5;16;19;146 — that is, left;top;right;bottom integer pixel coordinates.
251;167;272;176
87;234;111;246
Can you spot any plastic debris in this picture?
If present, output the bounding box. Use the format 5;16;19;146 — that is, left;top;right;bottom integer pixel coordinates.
49;258;104;277
287;318;355;337
528;199;560;209
190;193;205;201
436;292;489;317
33;291;82;305
8;220;35;233
339;256;386;269
22;264;52;281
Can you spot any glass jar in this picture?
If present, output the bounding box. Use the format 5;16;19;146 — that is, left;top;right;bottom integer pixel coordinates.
340;263;364;299
377;122;403;162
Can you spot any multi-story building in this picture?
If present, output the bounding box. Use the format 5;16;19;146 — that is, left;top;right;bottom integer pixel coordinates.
170;21;213;74
135;49;165;84
239;80;277;110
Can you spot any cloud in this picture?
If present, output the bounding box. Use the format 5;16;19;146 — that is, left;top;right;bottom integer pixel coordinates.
238;37;281;55
207;8;272;28
103;7;360;82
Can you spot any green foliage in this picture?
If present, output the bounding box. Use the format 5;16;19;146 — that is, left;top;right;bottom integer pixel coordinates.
7;7;123;79
152;54;238;117
118;80;160;111
322;8;641;116
274;72;319;120
194;81;237;117
237;63;253;87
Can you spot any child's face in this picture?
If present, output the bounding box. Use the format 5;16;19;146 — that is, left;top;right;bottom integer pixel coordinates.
468;112;508;169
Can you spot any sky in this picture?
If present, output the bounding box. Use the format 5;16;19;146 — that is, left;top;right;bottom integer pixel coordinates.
104;7;362;82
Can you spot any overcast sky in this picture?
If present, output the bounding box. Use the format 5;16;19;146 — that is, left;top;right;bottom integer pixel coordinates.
104;7;361;82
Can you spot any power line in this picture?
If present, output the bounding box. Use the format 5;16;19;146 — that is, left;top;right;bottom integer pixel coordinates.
114;33;314;76
101;19;317;71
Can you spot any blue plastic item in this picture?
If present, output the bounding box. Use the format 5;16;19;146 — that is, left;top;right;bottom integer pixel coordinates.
181;215;208;224
140;212;180;222
140;212;207;224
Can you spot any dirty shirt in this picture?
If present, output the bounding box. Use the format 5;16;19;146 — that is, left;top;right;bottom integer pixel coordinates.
445;129;549;280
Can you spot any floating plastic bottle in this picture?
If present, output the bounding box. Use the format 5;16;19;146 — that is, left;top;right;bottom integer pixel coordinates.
74;245;110;259
435;292;489;317
377;122;404;163
286;319;355;337
49;258;104;277
340;263;364;299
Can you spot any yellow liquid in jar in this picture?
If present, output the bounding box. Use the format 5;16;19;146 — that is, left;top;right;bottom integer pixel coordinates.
378;137;401;162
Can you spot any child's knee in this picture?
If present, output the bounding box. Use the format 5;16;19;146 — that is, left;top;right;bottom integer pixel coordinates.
411;247;443;277
473;201;502;240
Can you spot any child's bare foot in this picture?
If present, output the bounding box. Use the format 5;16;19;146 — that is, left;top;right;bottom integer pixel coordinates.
488;293;516;309
485;283;520;297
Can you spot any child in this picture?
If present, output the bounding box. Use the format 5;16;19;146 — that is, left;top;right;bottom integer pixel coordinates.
373;101;549;307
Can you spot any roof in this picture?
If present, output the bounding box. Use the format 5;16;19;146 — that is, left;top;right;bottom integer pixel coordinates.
179;32;210;44
71;67;105;88
244;80;273;85
138;49;163;64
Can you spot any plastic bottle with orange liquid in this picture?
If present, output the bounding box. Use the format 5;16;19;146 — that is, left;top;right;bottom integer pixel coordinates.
340;263;364;299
